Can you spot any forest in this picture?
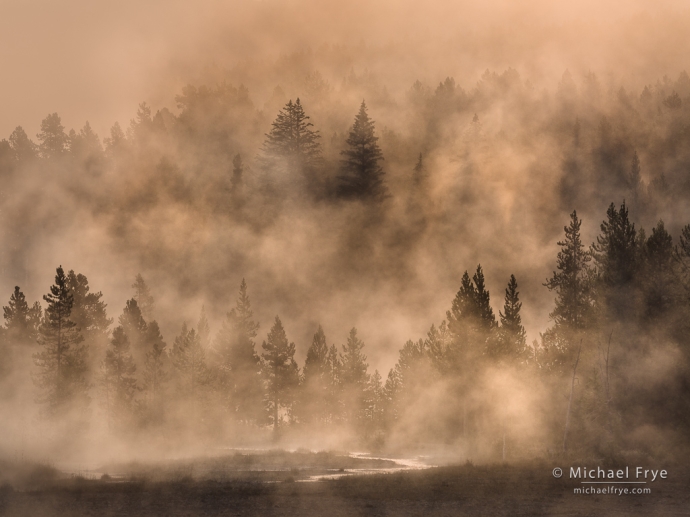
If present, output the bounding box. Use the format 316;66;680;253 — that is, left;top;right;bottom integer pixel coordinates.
1;58;690;466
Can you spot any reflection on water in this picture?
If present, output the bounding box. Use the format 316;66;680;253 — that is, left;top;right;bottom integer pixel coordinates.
57;449;435;482
301;452;434;482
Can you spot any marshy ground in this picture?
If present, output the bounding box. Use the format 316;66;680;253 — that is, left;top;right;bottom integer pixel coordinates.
1;452;687;516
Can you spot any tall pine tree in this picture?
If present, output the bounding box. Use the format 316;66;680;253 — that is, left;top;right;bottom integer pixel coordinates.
214;279;263;424
261;316;298;432
34;266;90;416
337;101;388;200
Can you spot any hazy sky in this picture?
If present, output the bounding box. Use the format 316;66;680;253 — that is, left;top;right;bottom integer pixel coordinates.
2;0;689;140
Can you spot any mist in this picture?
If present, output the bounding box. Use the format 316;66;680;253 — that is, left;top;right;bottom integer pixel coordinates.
2;0;690;478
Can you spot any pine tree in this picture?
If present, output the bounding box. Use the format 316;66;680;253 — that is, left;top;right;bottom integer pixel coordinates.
36;113;69;159
261;316;299;432
297;325;331;424
340;327;370;426
171;323;208;414
67;270;112;373
142;320;168;420
260;98;321;178
446;265;497;363
104;122;127;157
101;326;138;431
365;369;385;434
3;286;42;345
544;211;593;330
34;266;90;416
119;299;148;370
214;279;263;423
131;274;154;320
385;338;432;425
591;202;640;320
8;126;37;161
642;220;675;321
592;202;638;286
412;152;427;187
303;325;329;382
337;101;388;200
327;343;343;422
496;275;527;360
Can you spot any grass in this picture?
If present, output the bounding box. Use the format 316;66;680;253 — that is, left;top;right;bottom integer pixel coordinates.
0;461;688;516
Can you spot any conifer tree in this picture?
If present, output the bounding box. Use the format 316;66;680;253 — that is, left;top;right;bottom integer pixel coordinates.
8;126;37;161
34;266;90;416
591;202;640;320
337;101;388;200
67;270;112;372
340;327;370;425
261;316;299;431
303;325;329;382
104;122;127;157
171;323;207;394
3;286;42;345
365;369;386;433
142;320;167;411
446;265;497;364
214;279;263;423
642;220;675;320
260;98;321;180
101;326;138;430
131;274;154;320
296;325;330;424
592;202;638;287
36;113;69;159
544;211;593;330
327;343;343;422
119;299;148;370
496;275;527;360
385;338;431;424
412;152;427;187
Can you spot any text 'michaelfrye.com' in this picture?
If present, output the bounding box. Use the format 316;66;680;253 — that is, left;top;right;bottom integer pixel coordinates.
552;466;668;495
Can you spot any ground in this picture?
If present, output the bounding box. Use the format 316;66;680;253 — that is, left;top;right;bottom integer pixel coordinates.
1;461;688;516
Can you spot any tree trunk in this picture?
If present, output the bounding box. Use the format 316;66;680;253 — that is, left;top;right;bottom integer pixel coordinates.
563;341;582;454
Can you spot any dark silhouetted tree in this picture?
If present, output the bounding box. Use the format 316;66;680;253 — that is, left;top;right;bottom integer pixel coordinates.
67;270;112;373
261;316;299;432
34;266;90;416
337;101;388;200
260;98;321;182
642;220;675;321
544;211;593;330
3;286;42;345
496;275;527;361
446;265;497;365
591;201;640;319
36;113;69;159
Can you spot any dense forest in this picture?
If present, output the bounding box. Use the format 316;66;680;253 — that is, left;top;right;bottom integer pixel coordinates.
1;60;690;463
